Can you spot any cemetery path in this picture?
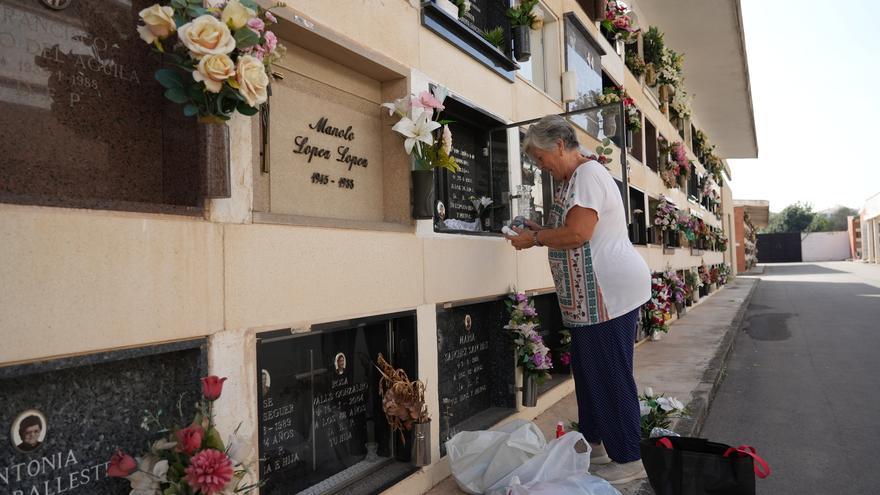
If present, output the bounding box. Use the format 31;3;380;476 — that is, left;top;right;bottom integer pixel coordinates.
702;262;880;495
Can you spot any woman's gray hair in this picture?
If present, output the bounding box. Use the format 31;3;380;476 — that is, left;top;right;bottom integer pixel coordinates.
522;115;580;152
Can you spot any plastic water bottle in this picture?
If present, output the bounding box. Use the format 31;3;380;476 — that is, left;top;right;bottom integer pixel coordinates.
556;421;565;438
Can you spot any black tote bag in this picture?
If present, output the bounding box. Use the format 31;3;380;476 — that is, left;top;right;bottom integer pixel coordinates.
640;436;770;495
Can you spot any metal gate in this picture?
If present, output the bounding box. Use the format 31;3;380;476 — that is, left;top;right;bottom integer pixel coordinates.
756;232;803;263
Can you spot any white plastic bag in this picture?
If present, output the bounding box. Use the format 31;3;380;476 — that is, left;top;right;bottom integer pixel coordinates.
446;420;547;494
485;431;595;495
504;474;621;495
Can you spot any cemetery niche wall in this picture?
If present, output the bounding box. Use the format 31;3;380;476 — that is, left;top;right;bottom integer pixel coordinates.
433;95;510;234
436;297;515;454
0;0;205;213
256;312;417;495
0;340;205;495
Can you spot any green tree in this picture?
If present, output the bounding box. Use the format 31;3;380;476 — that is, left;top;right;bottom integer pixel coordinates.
806;214;832;232
827;206;858;231
765;202;816;233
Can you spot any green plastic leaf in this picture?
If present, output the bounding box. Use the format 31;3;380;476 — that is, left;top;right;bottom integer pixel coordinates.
187;84;207;104
240;0;259;10
204;427;225;451
183;104;199;117
155;69;183;89
171;0;186;8
186;5;208;17
164;87;189;104
234;28;260;49
236;101;259;116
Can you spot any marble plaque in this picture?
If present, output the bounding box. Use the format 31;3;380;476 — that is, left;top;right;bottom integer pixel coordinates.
256;313;416;494
269;64;384;222
0;0;201;211
436;298;515;447
0;341;204;495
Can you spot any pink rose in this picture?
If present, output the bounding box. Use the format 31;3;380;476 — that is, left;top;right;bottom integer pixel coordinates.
201;375;227;401
264;31;277;52
264;11;277;24
107;450;137;478
247;17;265;33
176;424;205;455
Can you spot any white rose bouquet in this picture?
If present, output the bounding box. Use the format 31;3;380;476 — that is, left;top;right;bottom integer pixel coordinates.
638;387;687;438
136;0;286;122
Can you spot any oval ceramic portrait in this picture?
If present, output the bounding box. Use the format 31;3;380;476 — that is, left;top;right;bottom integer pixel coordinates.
11;409;47;454
333;352;347;375
464;314;472;332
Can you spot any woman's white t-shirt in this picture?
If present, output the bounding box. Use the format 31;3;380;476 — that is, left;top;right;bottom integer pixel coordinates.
547;160;651;326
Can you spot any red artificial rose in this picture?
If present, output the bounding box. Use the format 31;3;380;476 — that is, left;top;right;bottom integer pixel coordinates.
107;449;137;478
201;375;227;401
176;424;205;455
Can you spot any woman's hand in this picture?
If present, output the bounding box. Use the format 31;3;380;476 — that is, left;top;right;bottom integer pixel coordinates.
506;226;537;250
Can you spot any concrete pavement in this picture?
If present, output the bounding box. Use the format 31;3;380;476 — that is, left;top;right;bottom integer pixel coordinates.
703;262;880;494
424;277;759;495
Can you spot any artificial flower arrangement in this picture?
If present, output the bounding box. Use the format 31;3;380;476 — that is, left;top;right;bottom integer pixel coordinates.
676;213;698;243
663;269;688;307
685;268;701;298
642;26;664;86
670;89;693;123
453;0;472;18
698;264;711;287
505;292;553;385
382;86;460;173
136;0;286;122
718;264;731;285
108;376;259;495
596;86;642;133
375;354;429;442
601;0;640;43
583;137;615;166
715;230;729;252
709;265;721;285
507;0;540;29
645;274;673;336
671;142;691;178
656;47;684;97
625;51;646;78
639;387;686;438
555;329;572;367
702;174;721;204
653;195;678;232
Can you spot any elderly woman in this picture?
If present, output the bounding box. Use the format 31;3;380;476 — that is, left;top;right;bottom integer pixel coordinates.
507;115;650;485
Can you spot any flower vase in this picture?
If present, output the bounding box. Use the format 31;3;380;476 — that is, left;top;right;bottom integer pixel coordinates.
615;39;625;56
435;0;459;17
411;170;435;219
411;420;432;467
512;25;531;62
645;64;657;86
658;84;670;103
521;374;538;407
198;120;231;198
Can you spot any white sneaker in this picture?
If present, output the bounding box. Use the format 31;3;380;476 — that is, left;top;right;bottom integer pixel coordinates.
589;442;612;465
592;460;647;485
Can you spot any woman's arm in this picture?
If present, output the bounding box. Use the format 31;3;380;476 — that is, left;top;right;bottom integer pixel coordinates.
507;206;598;250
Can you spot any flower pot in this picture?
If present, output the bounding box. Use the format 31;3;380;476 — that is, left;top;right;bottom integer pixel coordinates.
411;170;435;219
411;420;432;467
435;0;459;17
602;109;617;137
512;25;531;62
522;374;538;407
645;64;657;86
615;39;625;56
198;121;231;198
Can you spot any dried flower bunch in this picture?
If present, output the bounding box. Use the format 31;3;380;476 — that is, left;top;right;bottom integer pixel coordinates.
376;353;429;441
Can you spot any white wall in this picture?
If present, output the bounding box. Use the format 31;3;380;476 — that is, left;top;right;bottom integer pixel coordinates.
801;231;851;262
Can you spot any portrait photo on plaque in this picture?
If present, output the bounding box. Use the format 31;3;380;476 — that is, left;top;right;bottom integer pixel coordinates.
261;368;272;397
10;409;47;453
334;352;347;375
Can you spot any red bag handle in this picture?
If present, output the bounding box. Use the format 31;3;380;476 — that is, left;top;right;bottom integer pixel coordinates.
656;438;674;449
724;445;771;479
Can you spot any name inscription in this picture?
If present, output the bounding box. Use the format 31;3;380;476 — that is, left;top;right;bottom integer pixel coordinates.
292;117;369;191
1;450;110;495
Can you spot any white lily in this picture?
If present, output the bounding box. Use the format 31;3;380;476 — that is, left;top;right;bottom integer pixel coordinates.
639;400;651;417
380;96;412;117
227;432;254;466
644;387;654;398
127;455;168;495
391;110;440;156
150;438;177;452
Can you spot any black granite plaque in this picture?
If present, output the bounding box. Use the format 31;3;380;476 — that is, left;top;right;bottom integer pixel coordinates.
459;0;510;41
437;298;515;451
0;0;201;212
445;120;489;223
257;313;416;495
0;340;205;495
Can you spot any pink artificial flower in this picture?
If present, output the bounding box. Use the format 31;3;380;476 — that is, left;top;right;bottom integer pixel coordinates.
107;450;137;478
532;353;544;367
184;449;234;495
523;306;537;317
201;376;227;401
515;293;527;303
264;31;278;52
413;91;445;111
560;353;571;366
250;45;267;60
265;11;277;24
613;16;629;30
247;17;265;33
176;423;205;455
